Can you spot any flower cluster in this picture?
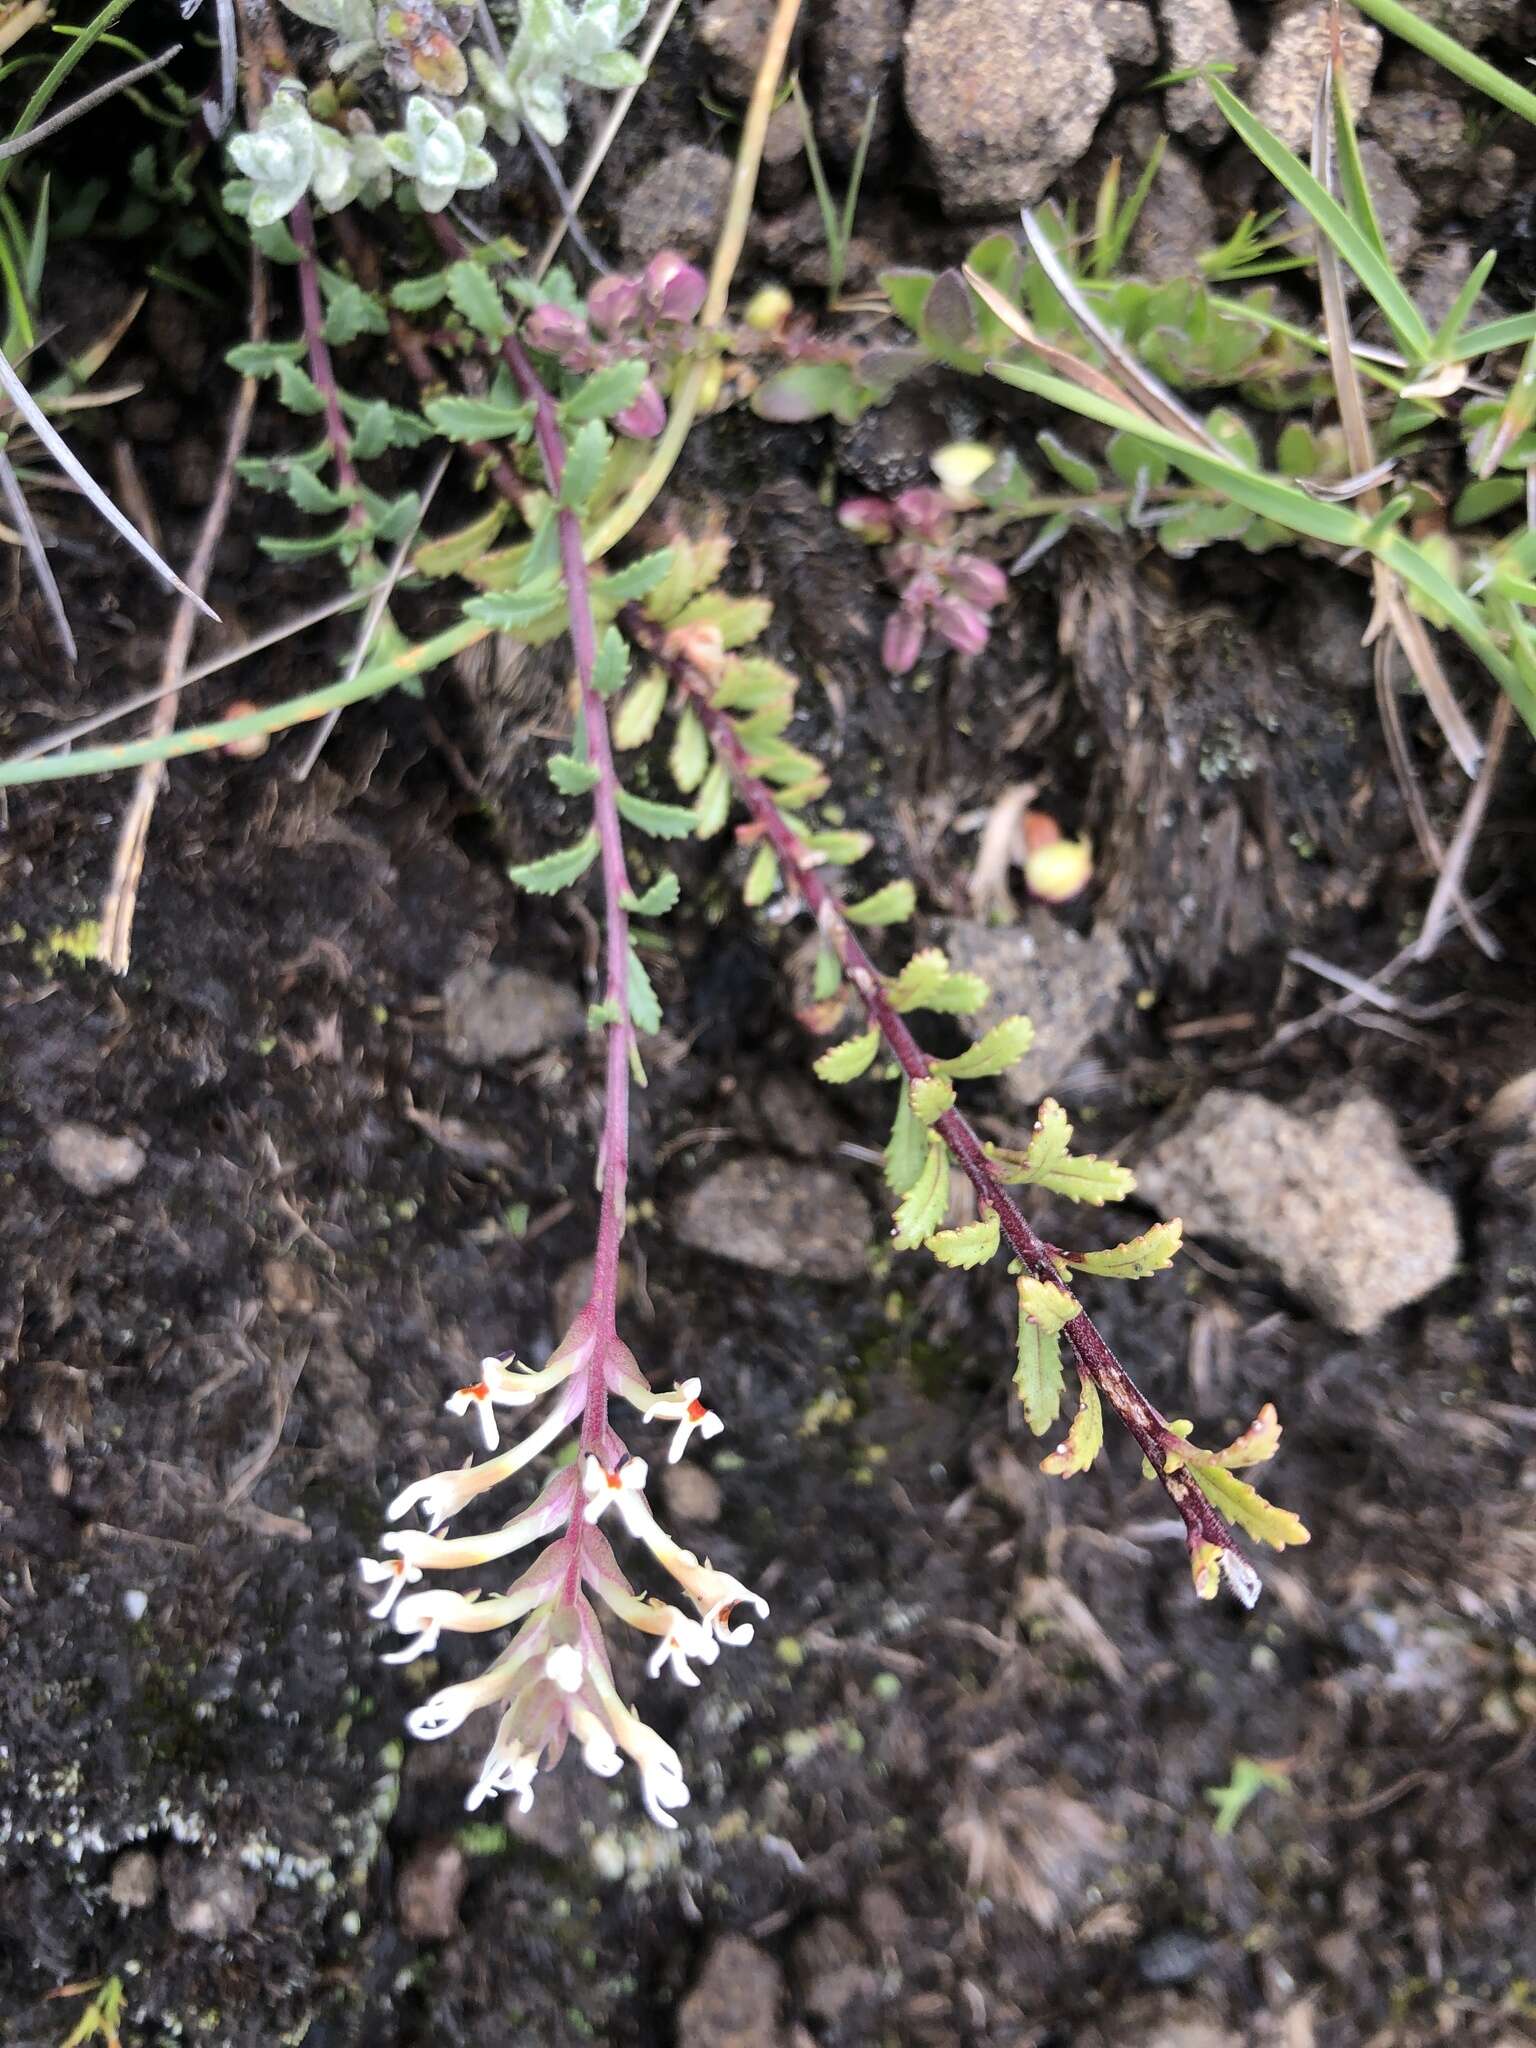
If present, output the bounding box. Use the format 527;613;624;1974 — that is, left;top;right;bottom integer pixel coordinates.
839;487;1009;675
360;1308;761;1826
523;253;707;440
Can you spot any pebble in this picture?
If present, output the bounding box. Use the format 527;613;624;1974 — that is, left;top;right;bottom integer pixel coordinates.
1158;0;1246;147
395;1839;468;1942
164;1850;263;1940
440;961;583;1066
45;1122;147;1196
109;1849;159;1910
674;1155;872;1283
619;146;733;262
1248;3;1382;154
678;1934;786;2048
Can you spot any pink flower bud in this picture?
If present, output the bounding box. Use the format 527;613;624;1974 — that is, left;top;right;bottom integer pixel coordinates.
947;553;1009;610
587;273;643;337
642;251;707;325
931;592;990;657
524;301;588;360
891;486;952;542
615;377;668;440
837;496;896;544
882;605;926;675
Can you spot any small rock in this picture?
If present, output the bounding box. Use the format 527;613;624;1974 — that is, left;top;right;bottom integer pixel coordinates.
1100;0;1159;69
619;146;733;261
904;0;1114;215
662;1459;723;1526
109;1849;159;1910
679;1934;786;2048
791;1915;862;1986
1289;570;1373;690
1106;2009;1241;2048
1135;1091;1460;1334
942;1783;1114;1929
759;100;807;209
1410;236;1494;335
805;1963;880;2022
1463;144;1518;221
395;1839;468;1942
46;1122;146;1196
856;1884;909;1948
1159;0;1245;147
674;1156;871;1283
1365;90;1469;174
164;1851;262;1940
1249;3;1382;155
836;382;952;497
1413;0;1522;41
811;0;905;163
1137;1929;1216;1987
441;961;583;1066
697;0;776;100
1351;140;1418;271
1129;144;1218;282
939;914;1132;1112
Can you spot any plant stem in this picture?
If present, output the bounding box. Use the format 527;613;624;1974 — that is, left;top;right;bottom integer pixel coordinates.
628;612;1257;1594
290;198;367;530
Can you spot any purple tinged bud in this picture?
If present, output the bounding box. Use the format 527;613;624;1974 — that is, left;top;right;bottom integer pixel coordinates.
947;553;1009;609
587;272;643;337
525;301;589;360
837;496;896;544
900;567;943;610
642;251;707;325
891;486;952;542
931;592;990;657
615;377;668;440
882;605;926;675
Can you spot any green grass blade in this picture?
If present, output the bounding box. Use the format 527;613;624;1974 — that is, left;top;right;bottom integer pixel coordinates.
1207;73;1431;362
1330;56;1389;266
0;0;137;193
1348;0;1536;128
1453;311;1536;359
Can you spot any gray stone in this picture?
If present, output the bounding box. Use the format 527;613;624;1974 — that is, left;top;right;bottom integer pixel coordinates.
1137;1929;1216;1986
164;1850;263;1940
905;0;1115;216
1353;139;1418;271
109;1849;159;1910
1129;144;1218;282
395;1839;467;1942
674;1155;871;1282
939;914;1132;1112
696;0;775;99
811;0;905;163
1249;3;1382;155
1463;144;1519;221
1135;1091;1460;1334
1411;237;1497;335
441;961;583;1066
619;146;733;261
758;99;806;209
1100;0;1159;69
45;1122;146;1195
1411;0;1523;41
1365;90;1469;175
1158;0;1245;147
678;1934;786;2048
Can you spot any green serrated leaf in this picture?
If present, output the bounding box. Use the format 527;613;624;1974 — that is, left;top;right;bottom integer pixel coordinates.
591;548;676;609
910;1074;955;1126
845;880;916;927
693;761;731;839
1070;1219;1183;1281
1000;1098;1137;1206
616;789;698;839
1040;1376;1103;1477
590;626;628;698
1189;1464;1310;1552
507;829;600;894
391;271;449;312
273;358;326;416
742;843;779;907
927;1208;1000;1270
887;947;989;1016
712;656;795;711
670;590;773;649
1015;1311;1064;1436
627;943;662;1035
804;828;873;867
587;998;621;1031
423;393;534;443
669;706;708;794
891;1139;948;1251
612;673;668;748
622;872;680;917
884;1082;926;1194
935;1015;1035;1081
547;754;601;795
321;280;387;348
1016;1274;1081;1334
812;947;843;1001
814;1028;881;1084
645;534;733;623
413;504;508;577
562;358;649;424
560;419;611;512
465;574;566;632
445;259;509;339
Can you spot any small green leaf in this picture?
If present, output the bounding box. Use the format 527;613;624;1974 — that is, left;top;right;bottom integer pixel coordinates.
910;1074;955;1126
547;754;601;795
465;574;566;631
1015;1313;1064;1436
1016;1274;1081;1334
887;947;989;1015
891;1139;948;1250
612;673;667;749
226;339;305;374
1005;1098;1137;1206
1188;1465;1310;1552
273;358;325;415
616;790;699;839
885;1082;926;1193
508;830;600;893
845;880;916;927
391;271;449;311
591;548;676;608
559;419;611;512
814;1028;881;1084
1037;429;1099;493
588;998;621;1031
669;590;774;649
424;393;533;443
1040;1376;1103;1477
445;259;510;339
669;705;708;794
927;1207;1000;1269
591;626;629;698
804;828;873;867
742;843;779;907
935;1015;1035;1080
812;947;843;1001
713;656;795;710
622;871;681;918
693;762;731;838
562;358;649;424
1070;1219;1183;1280
627;943;663;1035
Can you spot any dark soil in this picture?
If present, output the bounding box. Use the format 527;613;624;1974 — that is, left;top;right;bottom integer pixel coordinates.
4;13;1536;2048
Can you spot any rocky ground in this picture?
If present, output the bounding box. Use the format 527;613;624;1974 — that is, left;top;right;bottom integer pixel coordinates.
3;2;1536;2044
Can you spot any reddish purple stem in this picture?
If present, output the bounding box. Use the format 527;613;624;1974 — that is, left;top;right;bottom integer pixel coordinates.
290;200;367;529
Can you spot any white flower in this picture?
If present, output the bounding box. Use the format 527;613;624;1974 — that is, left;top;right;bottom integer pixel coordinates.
581;1454;651;1536
645;1606;719;1688
445;1377;501;1452
639;1754;690;1828
569;1705;624;1779
359;1552;421;1619
544;1643;584;1693
667;1558;769;1646
466;1711;539;1812
642;1378;725;1464
445;1346;587;1450
389;1398;576;1530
